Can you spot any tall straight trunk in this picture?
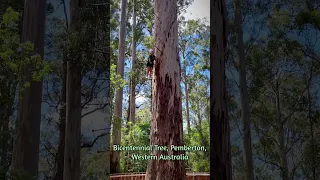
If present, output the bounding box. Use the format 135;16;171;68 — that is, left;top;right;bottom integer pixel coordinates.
307;72;316;180
55;1;68;178
63;0;83;179
196;100;202;129
234;0;254;179
129;0;137;123
183;60;191;133
184;79;191;132
111;0;127;173
104;1;111;176
275;79;289;180
55;59;67;180
11;0;46;178
195;101;209;157
306;68;316;180
145;0;185;179
210;0;232;179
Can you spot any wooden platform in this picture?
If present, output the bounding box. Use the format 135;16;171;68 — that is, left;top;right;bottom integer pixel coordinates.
110;172;210;180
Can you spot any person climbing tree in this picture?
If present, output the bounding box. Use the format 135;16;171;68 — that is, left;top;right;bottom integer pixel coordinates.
146;49;158;78
145;0;185;179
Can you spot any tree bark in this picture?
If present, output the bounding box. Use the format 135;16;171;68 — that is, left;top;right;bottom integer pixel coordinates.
210;0;232;179
104;1;111;176
11;0;46;178
63;0;83;179
184;79;191;132
182;59;191;133
55;59;66;180
196;99;202;129
145;0;185;179
234;0;254;179
307;69;316;180
111;0;127;173
129;0;137;123
275;79;289;180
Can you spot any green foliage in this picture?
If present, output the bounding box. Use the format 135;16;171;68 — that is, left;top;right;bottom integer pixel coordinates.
296;9;320;29
121;105;151;172
111;64;126;91
81;149;110;180
0;7;51;93
0;7;50;179
268;9;291;35
184;122;209;172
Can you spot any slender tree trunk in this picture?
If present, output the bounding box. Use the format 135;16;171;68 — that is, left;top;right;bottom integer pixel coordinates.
196;100;202;129
307;69;316;180
104;1;111;176
63;0;83;179
307;71;316;180
184;79;191;132
195;101;209;157
55;1;68;178
111;0;127;173
183;60;191;133
129;0;137;123
11;0;46;178
210;0;232;179
234;0;254;179
145;0;185;179
275;79;289;180
55;60;67;180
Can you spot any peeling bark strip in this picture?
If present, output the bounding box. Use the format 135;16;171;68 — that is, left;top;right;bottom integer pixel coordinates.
210;0;232;180
145;0;185;179
11;0;46;178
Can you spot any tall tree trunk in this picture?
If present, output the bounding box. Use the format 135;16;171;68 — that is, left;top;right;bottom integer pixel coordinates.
55;59;66;180
210;0;232;179
275;78;289;180
196;100;202;129
307;69;316;180
145;0;185;179
55;1;68;178
104;1;111;177
308;68;316;180
111;0;127;173
63;0;83;179
184;78;191;132
234;0;254;179
11;0;46;178
183;60;191;133
195;101;209;157
129;0;137;123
